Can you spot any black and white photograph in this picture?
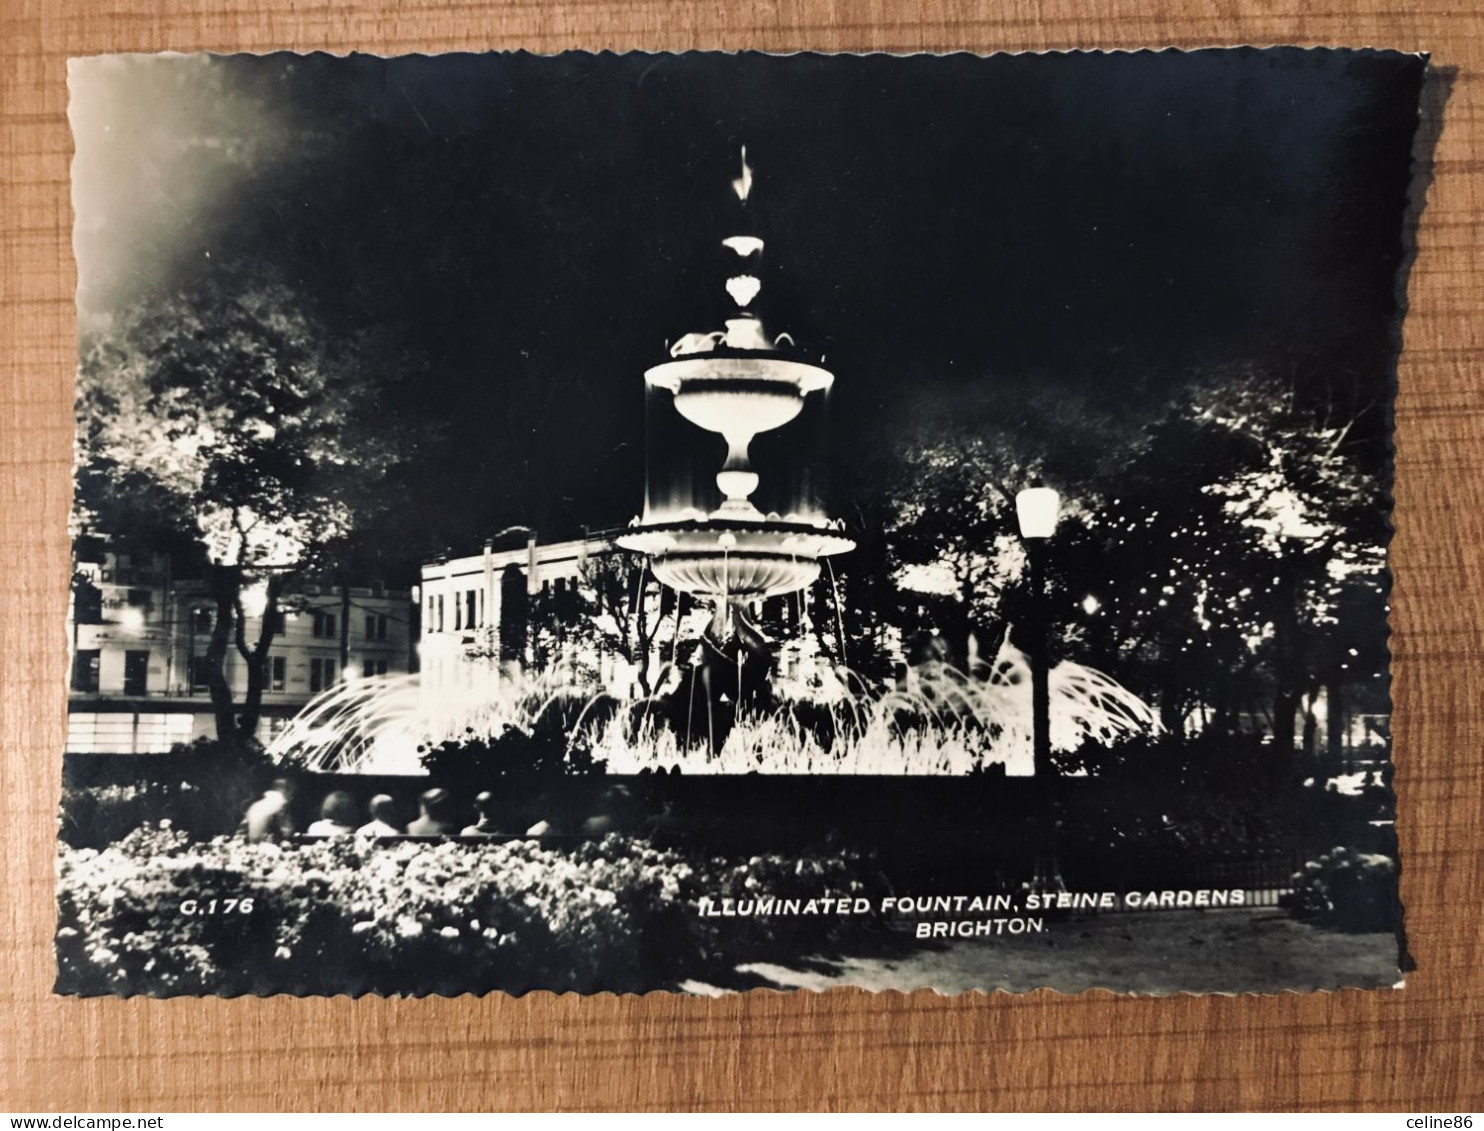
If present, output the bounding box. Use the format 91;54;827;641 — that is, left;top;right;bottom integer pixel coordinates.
58;47;1425;997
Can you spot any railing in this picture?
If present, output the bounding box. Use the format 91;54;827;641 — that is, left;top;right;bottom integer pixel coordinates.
1061;848;1307;912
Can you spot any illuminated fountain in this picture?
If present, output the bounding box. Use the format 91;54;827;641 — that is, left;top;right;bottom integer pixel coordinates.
265;150;1161;776
616;149;853;633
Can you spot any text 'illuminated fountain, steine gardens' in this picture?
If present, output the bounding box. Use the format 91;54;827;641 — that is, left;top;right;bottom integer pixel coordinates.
616;148;854;643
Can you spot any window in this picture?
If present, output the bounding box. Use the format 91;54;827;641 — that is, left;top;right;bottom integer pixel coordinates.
192;608;212;634
71;649;100;694
265;610;286;634
72;582;103;625
365;613;388;641
269;655;286;692
310;657;337;693
454;594;462;631
312;611;338;639
466;590;477;629
126;588;151;608
436;594;445;632
123;650;149;696
188;655;213;691
365;659;389;678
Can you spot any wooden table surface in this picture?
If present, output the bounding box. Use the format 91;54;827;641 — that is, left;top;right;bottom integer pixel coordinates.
2;0;1481;1113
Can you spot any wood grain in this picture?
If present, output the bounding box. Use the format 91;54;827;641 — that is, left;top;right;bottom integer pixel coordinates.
2;0;1480;1113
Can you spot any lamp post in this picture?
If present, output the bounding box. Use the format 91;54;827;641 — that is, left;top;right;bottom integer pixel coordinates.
1016;482;1065;894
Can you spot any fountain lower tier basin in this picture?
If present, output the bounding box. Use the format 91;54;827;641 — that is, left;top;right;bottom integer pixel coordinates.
617;518;854;599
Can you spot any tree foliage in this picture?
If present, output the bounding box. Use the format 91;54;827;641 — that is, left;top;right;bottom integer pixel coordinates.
75;265;410;746
851;367;1389;768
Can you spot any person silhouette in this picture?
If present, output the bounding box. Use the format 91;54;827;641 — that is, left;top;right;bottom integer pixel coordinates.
460;791;505;837
306;790;358;836
356;794;402;838
241;778;296;843
406;788;457;836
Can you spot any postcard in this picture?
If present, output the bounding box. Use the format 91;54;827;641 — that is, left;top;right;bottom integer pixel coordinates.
59;47;1424;996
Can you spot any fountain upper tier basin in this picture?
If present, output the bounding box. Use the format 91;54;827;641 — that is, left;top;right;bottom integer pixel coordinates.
646;354;835;440
617;517;854;599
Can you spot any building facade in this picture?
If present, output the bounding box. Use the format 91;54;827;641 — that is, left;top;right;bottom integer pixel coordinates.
418;531;622;691
419;530;842;699
67;544;415;753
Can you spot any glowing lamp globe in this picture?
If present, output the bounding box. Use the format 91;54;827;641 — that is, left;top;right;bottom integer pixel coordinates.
1016;486;1061;540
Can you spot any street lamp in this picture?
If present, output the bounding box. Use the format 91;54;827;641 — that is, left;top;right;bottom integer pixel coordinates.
1017;482;1064;894
1016;485;1061;540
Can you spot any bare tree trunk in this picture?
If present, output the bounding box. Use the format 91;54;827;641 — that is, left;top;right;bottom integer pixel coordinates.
235;575;284;739
1270;557;1304;765
631;566;658;697
1272;691;1300;759
340;583;351;676
1326;672;1347;769
204;572;239;746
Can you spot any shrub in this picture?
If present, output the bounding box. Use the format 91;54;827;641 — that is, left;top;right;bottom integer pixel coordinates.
60;739;282;848
1280;847;1398;932
55;828;876;996
58;783;182;849
419;723;605;789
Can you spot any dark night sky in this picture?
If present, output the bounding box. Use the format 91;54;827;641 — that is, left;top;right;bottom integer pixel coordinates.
72;48;1426;575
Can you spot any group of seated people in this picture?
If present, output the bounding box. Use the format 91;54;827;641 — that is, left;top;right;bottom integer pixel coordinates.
241;779;634;844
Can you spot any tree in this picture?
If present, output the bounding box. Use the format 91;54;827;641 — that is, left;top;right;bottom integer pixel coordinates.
1077;368;1387;760
881;427;1034;666
1193;373;1386;760
872;366;1388;772
75;266;406;749
575;545;667;697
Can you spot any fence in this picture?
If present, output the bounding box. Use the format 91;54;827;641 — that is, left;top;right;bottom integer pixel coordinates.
1062;847;1309;911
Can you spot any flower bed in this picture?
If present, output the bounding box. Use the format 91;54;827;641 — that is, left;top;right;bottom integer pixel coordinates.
55;825;879;996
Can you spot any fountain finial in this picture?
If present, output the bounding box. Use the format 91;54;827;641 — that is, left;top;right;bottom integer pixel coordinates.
731;145;753;203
